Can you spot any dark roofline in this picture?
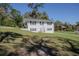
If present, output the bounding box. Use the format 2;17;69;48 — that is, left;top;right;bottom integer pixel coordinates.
23;18;53;23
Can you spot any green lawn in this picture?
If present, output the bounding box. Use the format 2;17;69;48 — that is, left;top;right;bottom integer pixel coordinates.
0;26;79;41
0;26;79;56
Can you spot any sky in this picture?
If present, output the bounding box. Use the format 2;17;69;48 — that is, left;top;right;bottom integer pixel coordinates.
11;3;79;24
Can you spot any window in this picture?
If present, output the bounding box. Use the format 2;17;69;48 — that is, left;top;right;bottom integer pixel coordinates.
47;28;52;31
47;22;52;25
40;22;44;25
30;21;36;25
30;28;36;31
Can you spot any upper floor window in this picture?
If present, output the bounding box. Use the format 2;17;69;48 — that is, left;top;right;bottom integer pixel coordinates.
40;22;44;25
30;28;36;31
30;21;36;25
47;22;52;25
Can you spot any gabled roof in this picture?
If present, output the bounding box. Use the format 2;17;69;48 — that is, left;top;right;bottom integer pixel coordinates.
23;18;53;23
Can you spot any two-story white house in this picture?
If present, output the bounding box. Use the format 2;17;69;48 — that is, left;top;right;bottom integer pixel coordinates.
23;19;54;33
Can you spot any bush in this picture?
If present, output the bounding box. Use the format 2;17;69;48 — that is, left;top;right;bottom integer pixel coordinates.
2;17;17;27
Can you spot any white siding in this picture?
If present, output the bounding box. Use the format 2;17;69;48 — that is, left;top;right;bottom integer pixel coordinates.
45;23;54;33
27;21;54;33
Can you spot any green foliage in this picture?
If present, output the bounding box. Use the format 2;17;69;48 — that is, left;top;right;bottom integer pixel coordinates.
54;20;76;31
0;3;12;13
54;20;63;31
0;3;78;31
2;17;16;27
0;27;79;55
0;4;23;27
24;3;49;20
10;9;23;27
24;11;49;20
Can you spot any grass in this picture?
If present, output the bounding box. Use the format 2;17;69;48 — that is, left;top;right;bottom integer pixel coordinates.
0;26;79;56
53;32;79;41
0;26;79;41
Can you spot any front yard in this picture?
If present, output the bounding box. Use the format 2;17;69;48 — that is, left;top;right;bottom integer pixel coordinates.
0;26;79;56
0;26;79;41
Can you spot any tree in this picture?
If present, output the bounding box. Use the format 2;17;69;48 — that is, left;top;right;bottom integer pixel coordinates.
24;11;49;20
0;3;12;26
40;12;49;20
10;9;23;27
2;16;16;27
63;22;76;31
24;3;49;20
27;3;43;18
0;4;23;27
0;3;12;13
54;20;63;31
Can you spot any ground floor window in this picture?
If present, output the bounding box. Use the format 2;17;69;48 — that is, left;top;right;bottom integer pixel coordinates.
30;28;36;31
47;28;52;31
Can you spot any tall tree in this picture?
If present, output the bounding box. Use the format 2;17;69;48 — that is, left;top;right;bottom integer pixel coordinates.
40;12;49;20
10;9;23;27
0;3;12;26
27;3;43;18
24;3;49;20
2;15;16;27
0;3;12;13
